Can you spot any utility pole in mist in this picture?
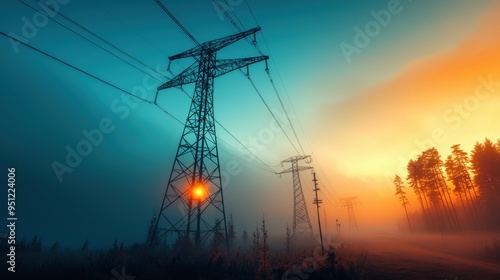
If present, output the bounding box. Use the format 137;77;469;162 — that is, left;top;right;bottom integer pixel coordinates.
336;219;341;238
312;172;324;255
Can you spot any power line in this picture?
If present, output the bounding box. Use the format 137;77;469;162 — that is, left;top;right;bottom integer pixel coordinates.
214;0;242;33
221;0;246;30
1;31;152;104
214;0;264;56
35;0;211;109
245;75;301;155
312;155;341;204
91;0;202;89
210;3;304;157
25;0;285;187
210;2;302;155
19;0;164;83
154;0;200;46
266;69;305;155
149;1;283;175
154;2;301;168
8;2;333;238
154;104;183;125
155;83;278;174
243;1;309;154
244;0;260;27
156;100;274;173
215;120;277;174
34;0;170;82
3;28;276;175
264;34;312;152
25;0;203;122
155;0;303;162
259;26;311;153
90;0;170;57
216;0;307;156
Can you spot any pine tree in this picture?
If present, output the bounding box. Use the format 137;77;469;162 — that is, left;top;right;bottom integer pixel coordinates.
407;158;431;229
256;217;273;280
252;225;260;273
81;239;89;252
228;214;236;248
30;235;42;252
327;245;336;274
418;148;460;231
285;223;292;256
471;139;500;227
211;218;224;251
394;174;412;232
50;241;60;252
471;139;500;200
242;228;248;243
445;145;479;225
146;210;159;248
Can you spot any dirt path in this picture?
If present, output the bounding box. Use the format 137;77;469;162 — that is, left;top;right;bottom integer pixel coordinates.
355;233;500;280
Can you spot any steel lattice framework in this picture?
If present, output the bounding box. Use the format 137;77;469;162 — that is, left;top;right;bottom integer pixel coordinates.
340;196;359;232
153;27;268;248
279;155;314;237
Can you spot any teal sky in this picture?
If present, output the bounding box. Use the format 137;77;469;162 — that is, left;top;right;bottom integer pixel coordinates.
1;0;498;248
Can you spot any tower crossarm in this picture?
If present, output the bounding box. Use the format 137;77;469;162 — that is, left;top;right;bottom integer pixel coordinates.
278;166;312;175
215;56;269;77
281;155;312;164
158;62;198;90
158;56;268;91
169;27;261;60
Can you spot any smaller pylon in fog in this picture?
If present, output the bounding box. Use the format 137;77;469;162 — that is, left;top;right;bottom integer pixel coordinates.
279;155;314;237
340;197;360;232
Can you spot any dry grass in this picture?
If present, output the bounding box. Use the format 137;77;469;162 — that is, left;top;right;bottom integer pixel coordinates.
0;239;368;279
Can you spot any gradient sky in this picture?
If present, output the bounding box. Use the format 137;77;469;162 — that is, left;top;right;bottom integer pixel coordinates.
1;0;499;248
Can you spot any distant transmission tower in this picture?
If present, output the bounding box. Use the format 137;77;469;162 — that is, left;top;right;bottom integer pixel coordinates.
279;155;313;237
340;197;360;232
153;27;268;248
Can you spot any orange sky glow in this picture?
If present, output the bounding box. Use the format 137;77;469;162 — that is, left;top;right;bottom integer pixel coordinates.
312;1;500;231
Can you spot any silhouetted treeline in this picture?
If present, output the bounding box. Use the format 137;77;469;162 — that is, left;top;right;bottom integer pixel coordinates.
395;138;500;232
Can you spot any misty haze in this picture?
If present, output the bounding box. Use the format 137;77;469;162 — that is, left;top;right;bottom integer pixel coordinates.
2;0;500;279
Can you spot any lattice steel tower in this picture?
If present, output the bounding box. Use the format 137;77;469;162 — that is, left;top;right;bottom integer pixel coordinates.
153;27;268;248
341;196;359;232
279;155;314;237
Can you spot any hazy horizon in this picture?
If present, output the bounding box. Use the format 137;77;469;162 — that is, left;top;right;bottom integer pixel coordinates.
2;0;500;250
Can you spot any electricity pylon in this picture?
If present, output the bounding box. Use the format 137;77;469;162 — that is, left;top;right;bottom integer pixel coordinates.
340;197;360;232
279;155;313;237
153;27;268;248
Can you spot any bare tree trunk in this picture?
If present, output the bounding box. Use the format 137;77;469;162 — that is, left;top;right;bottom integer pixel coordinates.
403;204;412;233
